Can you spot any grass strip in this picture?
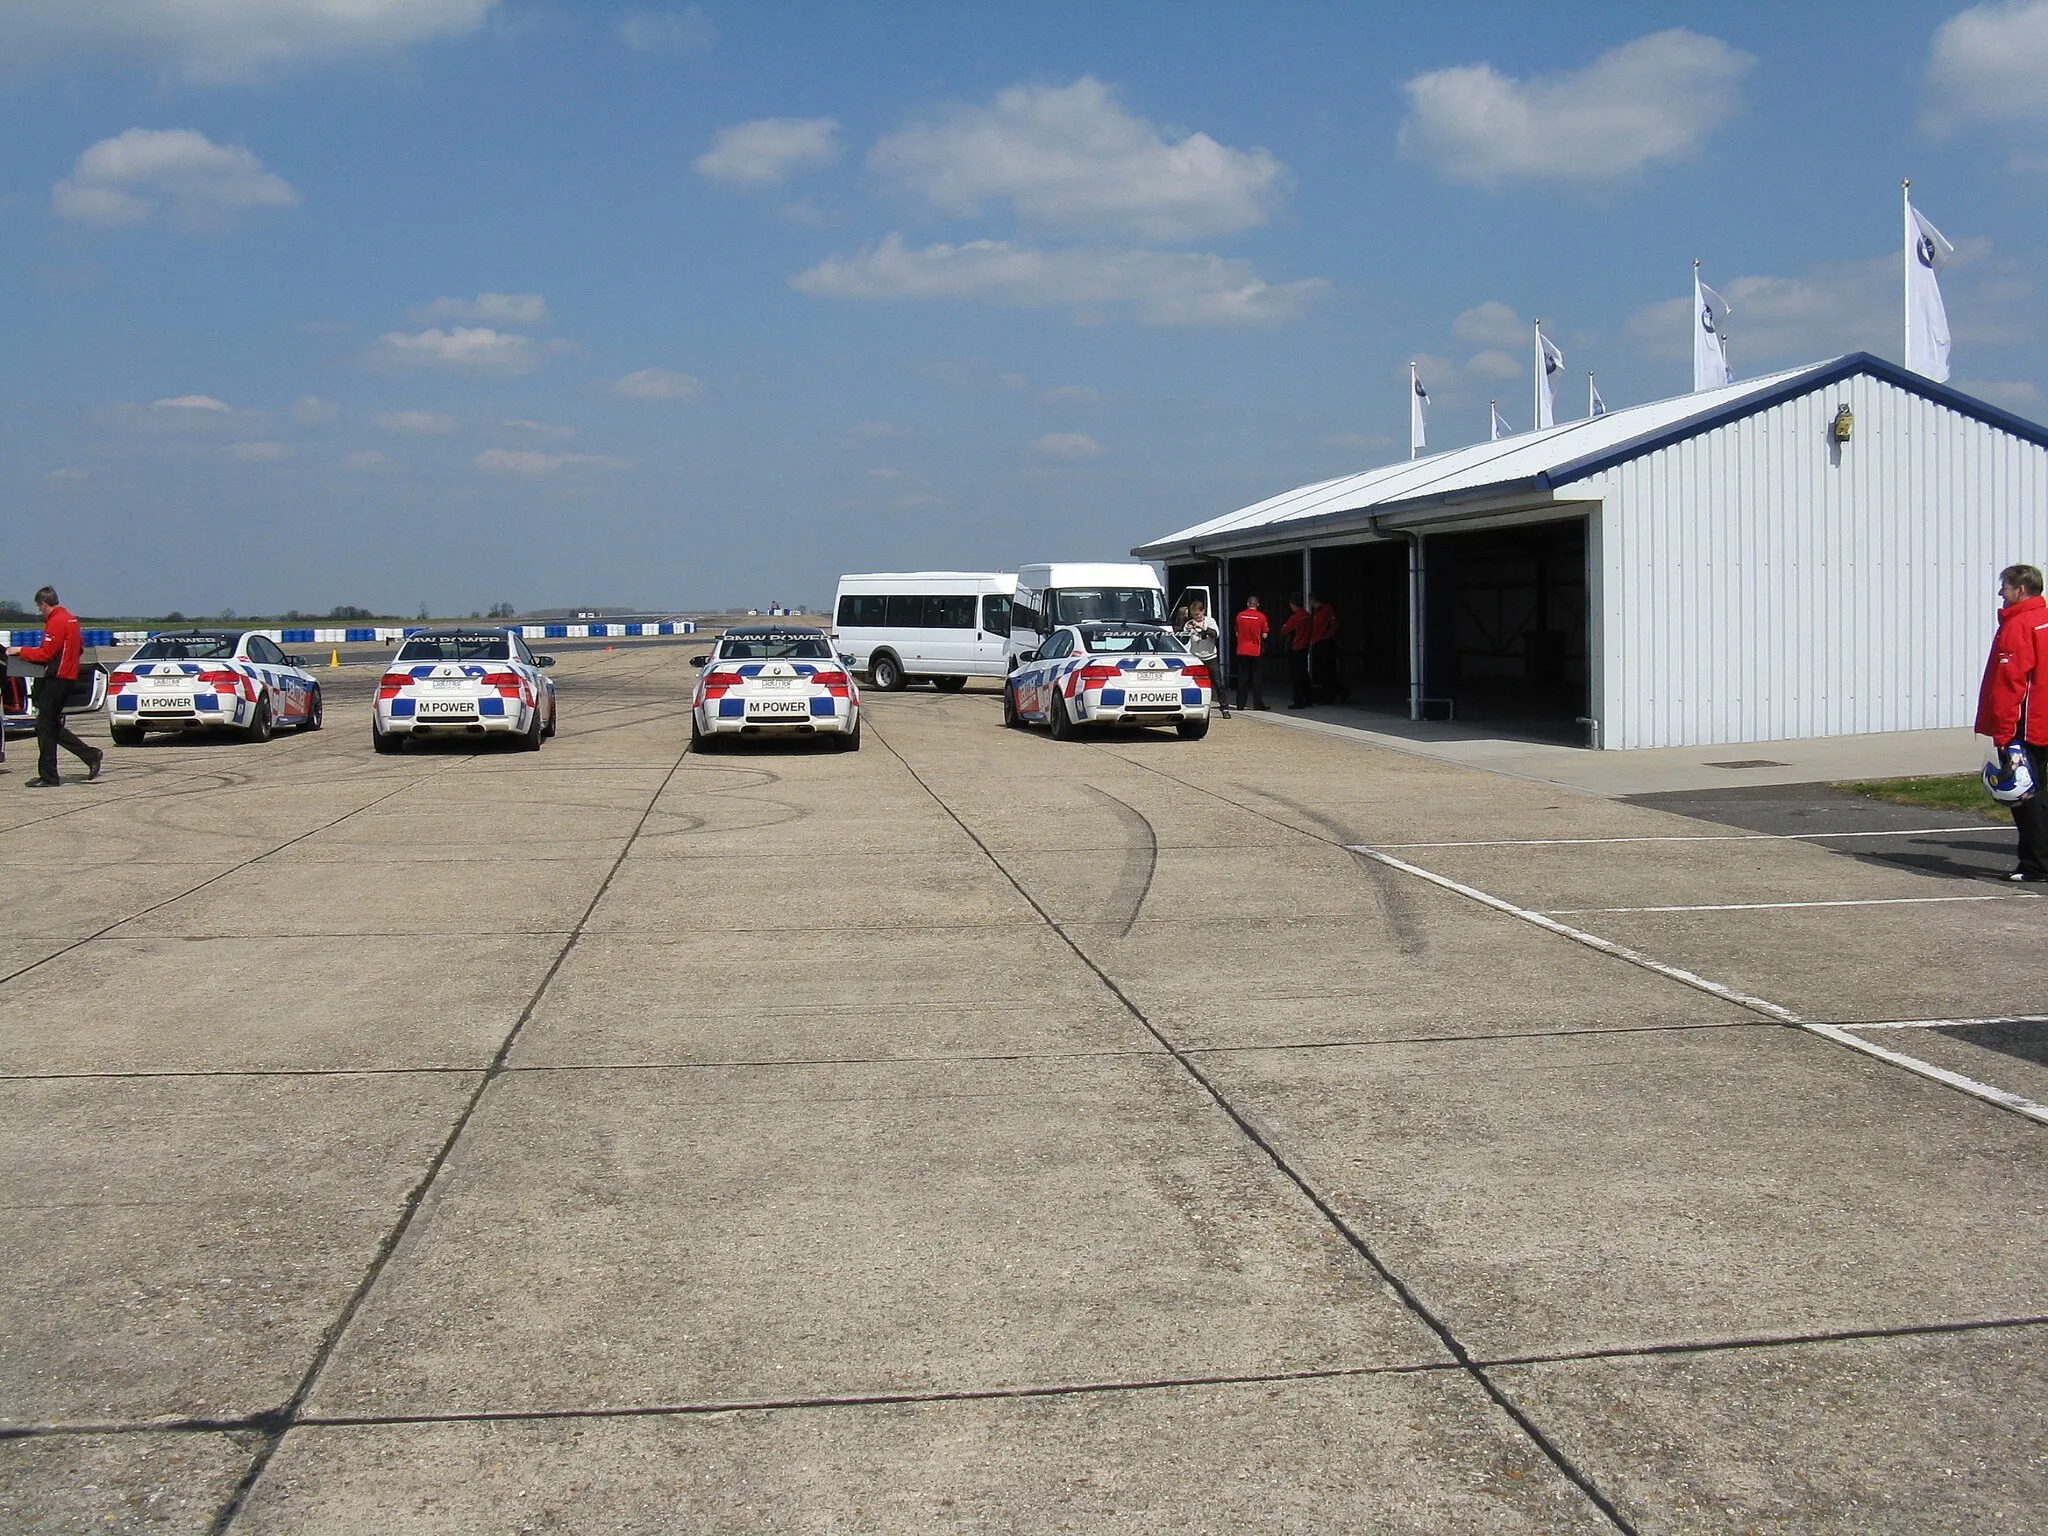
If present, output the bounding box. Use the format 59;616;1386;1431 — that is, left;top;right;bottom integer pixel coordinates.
1832;772;2007;822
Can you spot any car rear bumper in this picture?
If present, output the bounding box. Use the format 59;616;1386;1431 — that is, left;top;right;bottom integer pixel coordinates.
378;700;530;734
110;698;250;730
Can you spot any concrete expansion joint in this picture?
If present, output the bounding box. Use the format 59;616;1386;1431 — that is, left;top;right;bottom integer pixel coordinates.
198;743;695;1536
866;718;1645;1536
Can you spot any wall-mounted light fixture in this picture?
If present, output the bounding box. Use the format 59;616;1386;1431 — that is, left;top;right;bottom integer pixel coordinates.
1831;404;1854;443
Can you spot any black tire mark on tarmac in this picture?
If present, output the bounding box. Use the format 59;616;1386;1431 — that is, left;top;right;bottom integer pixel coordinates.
1228;781;1429;956
1081;783;1159;936
862;710;1641;1536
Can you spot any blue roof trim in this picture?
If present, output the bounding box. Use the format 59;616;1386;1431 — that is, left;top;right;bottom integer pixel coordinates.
1536;353;2048;491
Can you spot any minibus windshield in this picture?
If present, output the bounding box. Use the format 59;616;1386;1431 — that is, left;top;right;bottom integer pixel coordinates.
1051;587;1164;624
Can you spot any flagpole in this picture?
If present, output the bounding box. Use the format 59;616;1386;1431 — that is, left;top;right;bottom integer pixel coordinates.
1588;371;1596;419
1902;178;1912;369
1532;320;1541;431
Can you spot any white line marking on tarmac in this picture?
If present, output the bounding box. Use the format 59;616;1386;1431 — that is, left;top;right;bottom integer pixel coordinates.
1849;1015;2048;1031
1365;827;1994;850
1356;849;1801;1021
1355;848;2048;1129
1546;894;2043;915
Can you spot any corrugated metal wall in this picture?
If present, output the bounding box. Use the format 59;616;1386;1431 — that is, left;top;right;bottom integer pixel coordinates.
1583;374;2048;749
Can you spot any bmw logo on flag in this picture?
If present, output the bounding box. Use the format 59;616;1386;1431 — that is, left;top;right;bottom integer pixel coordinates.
1701;303;1718;334
1918;234;1938;267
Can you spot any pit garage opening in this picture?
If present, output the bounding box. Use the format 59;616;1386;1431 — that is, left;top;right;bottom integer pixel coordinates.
1419;517;1589;736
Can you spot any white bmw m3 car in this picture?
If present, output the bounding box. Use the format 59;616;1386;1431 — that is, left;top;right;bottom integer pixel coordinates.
372;626;557;752
690;625;860;752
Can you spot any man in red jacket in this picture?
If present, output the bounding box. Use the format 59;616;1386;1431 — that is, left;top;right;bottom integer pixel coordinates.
1280;594;1313;709
1976;563;2048;881
1232;594;1269;710
19;585;103;788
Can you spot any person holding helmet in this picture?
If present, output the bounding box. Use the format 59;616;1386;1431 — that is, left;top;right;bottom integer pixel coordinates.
1976;563;2048;882
18;585;103;789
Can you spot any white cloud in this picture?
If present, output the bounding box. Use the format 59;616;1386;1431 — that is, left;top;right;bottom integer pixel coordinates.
414;292;548;325
1463;348;1522;380
611;367;702;399
503;418;576;439
291;395;338;425
373;409;459;435
1626;240;2036;368
791;233;1329;326
227;440;292;462
1451;300;1527;348
54;128;298;231
870;77;1289;241
1032;432;1105;461
0;0;500;85
45;467;90;482
617;8;715;54
694;118;842;186
152;393;232;413
371;327;550;374
1925;0;2048;136
343;449;389;470
477;448;624;475
1399;30;1753;188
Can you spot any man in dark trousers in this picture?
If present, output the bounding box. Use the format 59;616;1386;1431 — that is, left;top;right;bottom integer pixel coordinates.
1232;594;1268;710
1281;595;1313;709
1977;563;2048;882
1307;591;1348;704
19;585;103;789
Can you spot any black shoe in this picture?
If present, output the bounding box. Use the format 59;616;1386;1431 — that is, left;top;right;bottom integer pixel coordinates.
86;750;104;782
24;777;61;789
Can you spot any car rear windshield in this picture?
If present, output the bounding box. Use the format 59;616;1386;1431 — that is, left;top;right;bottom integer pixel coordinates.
1081;628;1185;655
133;634;237;659
719;634;834;659
397;634;512;662
1052;587;1165;624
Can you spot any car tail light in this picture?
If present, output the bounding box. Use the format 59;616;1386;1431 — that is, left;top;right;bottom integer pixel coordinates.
377;670;412;700
1075;665;1121;694
700;668;747;698
1182;664;1212;689
810;669;850;697
106;669;136;695
479;670;523;698
199;668;246;698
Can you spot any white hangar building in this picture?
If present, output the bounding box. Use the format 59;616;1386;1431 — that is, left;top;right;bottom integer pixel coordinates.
1133;353;2048;750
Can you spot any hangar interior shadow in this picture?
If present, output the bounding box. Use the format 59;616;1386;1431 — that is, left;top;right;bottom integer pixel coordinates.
1178;515;1591;743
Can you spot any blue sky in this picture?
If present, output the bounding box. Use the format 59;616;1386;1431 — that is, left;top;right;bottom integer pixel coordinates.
4;0;2046;616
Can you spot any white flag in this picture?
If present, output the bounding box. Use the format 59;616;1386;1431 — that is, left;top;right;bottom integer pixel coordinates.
1410;368;1429;456
1535;327;1564;429
1905;199;1954;382
1589;376;1606;417
1693;268;1733;391
1490;401;1511;441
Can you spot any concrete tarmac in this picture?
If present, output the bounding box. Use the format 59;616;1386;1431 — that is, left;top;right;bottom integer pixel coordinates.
1;648;2042;1534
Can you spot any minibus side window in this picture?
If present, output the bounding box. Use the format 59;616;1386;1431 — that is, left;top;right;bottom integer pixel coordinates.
924;595;976;628
884;594;920;627
837;594;886;626
982;594;1011;636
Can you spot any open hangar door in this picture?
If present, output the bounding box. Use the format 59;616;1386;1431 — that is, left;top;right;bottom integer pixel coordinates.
1305;543;1410;708
1422;517;1589;734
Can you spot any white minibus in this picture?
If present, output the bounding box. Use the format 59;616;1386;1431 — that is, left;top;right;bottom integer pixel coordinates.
1008;562;1168;666
830;572;1017;691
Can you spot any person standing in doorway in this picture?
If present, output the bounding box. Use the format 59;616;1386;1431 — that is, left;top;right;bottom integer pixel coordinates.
1977;563;2048;882
1281;595;1313;709
1232;594;1268;710
1178;596;1228;719
1308;592;1349;704
19;586;102;789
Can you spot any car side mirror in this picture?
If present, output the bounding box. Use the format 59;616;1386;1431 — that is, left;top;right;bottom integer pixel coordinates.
690;654;709;668
1017;649;1037;663
536;655;555;669
839;653;856;667
285;654;305;668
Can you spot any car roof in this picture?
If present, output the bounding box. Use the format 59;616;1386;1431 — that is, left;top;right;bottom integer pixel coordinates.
406;626;515;638
149;629;243;640
1072;620;1170;633
723;624;826;637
